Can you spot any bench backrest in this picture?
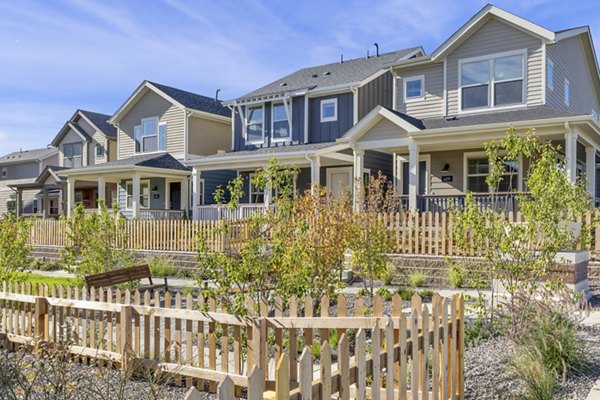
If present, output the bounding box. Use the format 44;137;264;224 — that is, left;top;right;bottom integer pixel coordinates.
85;265;151;288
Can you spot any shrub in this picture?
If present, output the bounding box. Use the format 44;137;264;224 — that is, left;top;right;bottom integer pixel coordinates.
0;213;32;282
147;256;178;277
510;349;556;400
380;262;397;286
419;289;434;298
446;259;464;288
408;271;426;288
374;287;392;301
396;287;415;301
357;287;369;297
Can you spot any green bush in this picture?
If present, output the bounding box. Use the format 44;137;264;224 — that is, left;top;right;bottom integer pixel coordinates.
408;271;426;288
510;349;556;400
419;289;434;298
380;262;396;286
374;287;392;301
356;287;369;297
446;260;464;288
0;213;32;282
147;256;178;277
396;287;415;301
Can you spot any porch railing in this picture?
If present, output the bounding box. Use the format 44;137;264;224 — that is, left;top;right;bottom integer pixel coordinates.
139;209;186;220
197;204;273;221
401;192;524;213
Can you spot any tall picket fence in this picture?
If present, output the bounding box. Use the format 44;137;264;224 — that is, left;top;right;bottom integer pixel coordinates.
0;282;464;400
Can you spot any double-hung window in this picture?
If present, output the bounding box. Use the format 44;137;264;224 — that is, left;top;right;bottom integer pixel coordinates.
271;103;291;141
404;75;424;102
249;173;264;204
63;143;83;168
460;51;525;111
126;180;150;209
320;99;337;122
134;117;166;153
466;155;519;193
96;144;105;157
246;106;264;144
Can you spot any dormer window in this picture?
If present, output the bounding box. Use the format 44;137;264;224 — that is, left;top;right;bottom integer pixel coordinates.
96;144;105;157
404;75;425;102
320;99;337;122
460;50;525;111
246;106;264;144
63;143;83;168
272;103;290;142
134;117;166;153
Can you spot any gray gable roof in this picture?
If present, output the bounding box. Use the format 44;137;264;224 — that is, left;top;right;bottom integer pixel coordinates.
79;110;117;138
74;152;190;171
149;82;231;117
0;147;57;164
237;47;421;101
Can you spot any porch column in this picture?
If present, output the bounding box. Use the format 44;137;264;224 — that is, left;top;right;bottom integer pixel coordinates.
42;188;49;218
181;178;189;212
392;153;400;191
353;149;365;210
14;189;22;217
264;182;272;207
565;129;578;184
131;173;141;219
192;168;202;220
310;156;321;195
67;177;75;217
97;176;105;212
586;145;597;198
408;141;420;211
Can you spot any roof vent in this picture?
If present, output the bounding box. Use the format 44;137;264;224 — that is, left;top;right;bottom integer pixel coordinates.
340;54;344;63
312;74;318;78
323;71;331;76
374;43;379;57
280;82;287;87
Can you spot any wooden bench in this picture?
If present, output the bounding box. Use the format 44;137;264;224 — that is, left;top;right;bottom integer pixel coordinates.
84;265;168;291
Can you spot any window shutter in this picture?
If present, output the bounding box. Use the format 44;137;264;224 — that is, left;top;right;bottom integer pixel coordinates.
159;123;167;151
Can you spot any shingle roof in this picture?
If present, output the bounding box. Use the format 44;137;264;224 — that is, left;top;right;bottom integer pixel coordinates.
148;82;231;117
0;147;57;164
237;47;421;100
79;110;117;138
73;152;190;171
196;142;341;160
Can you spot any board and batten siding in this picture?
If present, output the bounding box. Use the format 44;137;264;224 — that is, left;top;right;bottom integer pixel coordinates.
188;115;231;157
365;150;393;179
546;35;600;114
118;90;185;160
446;17;544;116
58;129;88;167
358;71;394;120
309;92;354;143
395;64;445;119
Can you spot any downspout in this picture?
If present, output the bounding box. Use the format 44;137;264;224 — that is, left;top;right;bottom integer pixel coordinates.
391;67;399;111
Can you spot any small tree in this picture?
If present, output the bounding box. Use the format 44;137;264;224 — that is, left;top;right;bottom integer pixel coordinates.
61;202;135;284
0;212;32;281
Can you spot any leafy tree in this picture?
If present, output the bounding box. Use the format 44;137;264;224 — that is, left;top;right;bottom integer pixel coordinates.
0;212;32;281
61;202;135;284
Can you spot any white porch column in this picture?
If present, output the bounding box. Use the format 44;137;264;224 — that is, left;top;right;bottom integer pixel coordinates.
14;189;22;217
353;148;365;210
192;168;202;220
42;188;49;218
67;177;75;217
97;176;105;212
392;153;400;191
264;182;272;207
586;145;596;198
408;141;420;211
181;178;189;212
310;156;321;195
132;173;141;219
565;129;578;184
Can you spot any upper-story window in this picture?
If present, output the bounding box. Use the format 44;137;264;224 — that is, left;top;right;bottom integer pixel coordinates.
96;144;105;157
63;143;83;168
564;79;570;107
404;75;425;102
134;117;166;153
320;99;337;122
460;50;525;111
246;106;264;144
547;59;554;90
1;167;6;179
272;103;290;142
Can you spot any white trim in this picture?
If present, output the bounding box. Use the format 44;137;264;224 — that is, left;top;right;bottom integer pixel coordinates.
352;87;359;125
457;49;527;114
403;74;425;103
541;42;547;105
462;150;522;193
396;154;431;195
564;78;570;107
248;172;265;204
303;96;309;143
245;104;265;145
326;166;353;195
271;102;292;143
320;98;338;123
125;179;150;210
547;57;554;91
230;106;235;151
391;69;398;110
443;57;448;116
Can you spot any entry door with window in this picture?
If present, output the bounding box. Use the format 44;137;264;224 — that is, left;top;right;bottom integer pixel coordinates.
169;182;181;210
327;167;352;198
402;161;427;195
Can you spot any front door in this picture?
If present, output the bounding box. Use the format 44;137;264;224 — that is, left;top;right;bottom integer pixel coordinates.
169;182;181;210
327;167;352;198
402;161;427;195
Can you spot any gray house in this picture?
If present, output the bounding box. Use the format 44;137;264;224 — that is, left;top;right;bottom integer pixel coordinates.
187;47;424;219
0;147;58;216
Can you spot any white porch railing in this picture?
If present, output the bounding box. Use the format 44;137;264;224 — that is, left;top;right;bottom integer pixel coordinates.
196;204;273;221
139;209;187;220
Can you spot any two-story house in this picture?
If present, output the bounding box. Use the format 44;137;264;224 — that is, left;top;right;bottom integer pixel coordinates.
0;147;59;216
337;4;600;211
59;81;232;219
187;47;424;219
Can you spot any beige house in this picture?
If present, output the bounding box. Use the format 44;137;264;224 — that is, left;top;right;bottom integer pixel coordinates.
59;81;232;219
338;4;600;211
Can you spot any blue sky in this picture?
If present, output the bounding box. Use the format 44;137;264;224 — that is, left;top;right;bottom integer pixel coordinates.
1;0;599;154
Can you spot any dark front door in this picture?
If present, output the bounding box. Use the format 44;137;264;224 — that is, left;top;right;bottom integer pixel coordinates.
402;161;427;195
169;182;181;210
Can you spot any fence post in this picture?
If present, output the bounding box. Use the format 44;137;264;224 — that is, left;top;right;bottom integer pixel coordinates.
120;304;133;370
34;297;49;353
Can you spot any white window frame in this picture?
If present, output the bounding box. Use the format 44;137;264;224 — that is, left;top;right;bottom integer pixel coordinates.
125;179;150;210
32;199;38;214
458;49;527;114
248;173;265;204
198;178;205;206
271;102;291;143
403;75;425;103
547;58;554;91
96;143;105;157
463;151;523;193
320;98;338;123
134;117;167;154
246;105;265;145
1;167;6;179
564;78;570;107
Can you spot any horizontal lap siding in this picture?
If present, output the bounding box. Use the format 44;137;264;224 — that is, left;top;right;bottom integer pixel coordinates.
547;36;600;114
118;90;185;160
88;130;109;165
396;64;445;119
188;116;231;157
0;184;15;215
361;118;409;141
358;71;393;120
446;18;543;116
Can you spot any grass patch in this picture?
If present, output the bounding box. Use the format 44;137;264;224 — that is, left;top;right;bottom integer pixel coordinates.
408;271;426;288
147;256;179;277
18;273;82;288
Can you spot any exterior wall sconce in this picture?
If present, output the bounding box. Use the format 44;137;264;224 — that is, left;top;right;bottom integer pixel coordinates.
441;163;450;172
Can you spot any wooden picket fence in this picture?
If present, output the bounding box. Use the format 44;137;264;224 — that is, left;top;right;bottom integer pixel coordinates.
0;282;464;400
